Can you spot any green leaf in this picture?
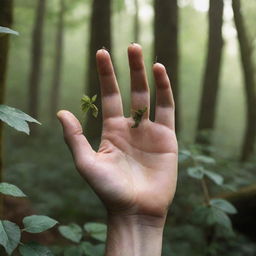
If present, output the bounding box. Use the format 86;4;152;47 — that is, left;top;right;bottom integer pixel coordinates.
91;94;97;103
210;199;237;214
63;246;83;256
204;170;224;186
19;242;54;256
0;105;41;135
178;150;191;163
187;166;204;179
0;26;19;36
0;220;21;255
191;205;233;231
91;104;98;118
0;182;26;197
206;207;233;230
131;106;147;128
84;222;107;242
58;223;83;243
194;155;216;165
81;95;91;104
23;215;58;233
80;242;105;256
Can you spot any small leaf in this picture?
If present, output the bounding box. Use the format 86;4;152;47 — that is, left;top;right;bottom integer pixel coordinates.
210;199;237;214
84;222;107;242
80;241;105;256
0;220;21;255
81;95;91;104
19;242;54;256
0;105;41;135
58;223;83;243
0;182;26;197
23;215;58;233
206;207;233;230
63;245;83;256
194;155;216;165
91;94;97;103
131;106;147;128
187;166;204;179
204;170;224;186
91;104;98;118
0;26;19;36
178;150;191;163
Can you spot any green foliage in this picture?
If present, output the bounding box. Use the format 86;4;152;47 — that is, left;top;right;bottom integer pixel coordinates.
81;95;98;118
0;182;26;197
0;220;21;255
58;223;83;243
84;222;107;242
210;199;237;215
0;26;19;36
22;215;58;233
131;106;147;128
19;242;53;256
0;105;41;135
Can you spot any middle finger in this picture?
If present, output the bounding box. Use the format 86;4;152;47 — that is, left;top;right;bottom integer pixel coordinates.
128;43;150;118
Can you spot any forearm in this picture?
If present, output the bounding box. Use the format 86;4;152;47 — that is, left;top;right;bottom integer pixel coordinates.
105;214;166;256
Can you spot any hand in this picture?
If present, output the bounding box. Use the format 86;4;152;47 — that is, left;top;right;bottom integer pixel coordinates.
57;44;178;222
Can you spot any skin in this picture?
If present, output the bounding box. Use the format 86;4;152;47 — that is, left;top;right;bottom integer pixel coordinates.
57;43;178;256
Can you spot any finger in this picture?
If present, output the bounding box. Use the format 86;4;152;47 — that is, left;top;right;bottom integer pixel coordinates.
153;63;175;129
128;43;150;118
96;49;123;120
57;110;95;169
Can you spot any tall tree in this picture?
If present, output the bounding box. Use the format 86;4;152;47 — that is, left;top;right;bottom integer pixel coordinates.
196;0;224;144
0;0;14;216
50;0;65;120
154;0;179;132
232;0;256;161
28;0;46;119
85;0;112;145
134;0;139;43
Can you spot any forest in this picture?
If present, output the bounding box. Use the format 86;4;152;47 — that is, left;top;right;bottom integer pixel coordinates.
0;0;256;255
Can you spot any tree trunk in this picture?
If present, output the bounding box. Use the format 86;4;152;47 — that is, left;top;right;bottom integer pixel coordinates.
153;0;179;132
0;0;14;217
50;0;65;121
85;0;112;147
28;0;46;120
134;0;139;43
232;0;256;161
196;0;224;145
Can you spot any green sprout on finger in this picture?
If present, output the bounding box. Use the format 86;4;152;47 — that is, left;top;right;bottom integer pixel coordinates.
131;106;147;128
81;94;98;118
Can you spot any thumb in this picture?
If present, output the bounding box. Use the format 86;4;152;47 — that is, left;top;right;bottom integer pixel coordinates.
57;110;95;170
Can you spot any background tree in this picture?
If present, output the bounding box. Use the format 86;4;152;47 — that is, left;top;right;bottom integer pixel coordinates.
0;0;14;217
85;0;112;145
196;0;224;145
153;0;179;132
134;0;139;43
50;0;65;121
232;0;256;161
28;0;46;120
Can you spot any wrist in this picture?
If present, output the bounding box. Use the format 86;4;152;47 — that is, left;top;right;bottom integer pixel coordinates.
105;213;166;256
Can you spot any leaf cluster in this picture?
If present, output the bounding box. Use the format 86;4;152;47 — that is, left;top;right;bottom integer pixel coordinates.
81;95;98;118
131;106;147;128
58;222;106;255
0;183;58;255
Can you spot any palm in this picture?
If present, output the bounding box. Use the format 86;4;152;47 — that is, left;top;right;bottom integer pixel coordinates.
79;117;177;217
58;44;178;218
